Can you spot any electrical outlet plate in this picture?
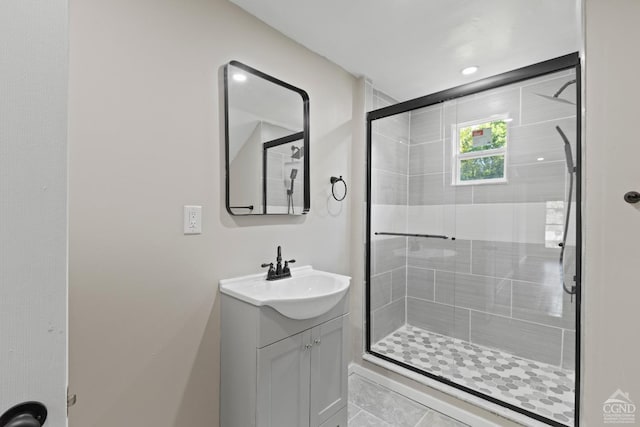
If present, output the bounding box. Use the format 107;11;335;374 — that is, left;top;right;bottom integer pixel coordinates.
183;205;202;234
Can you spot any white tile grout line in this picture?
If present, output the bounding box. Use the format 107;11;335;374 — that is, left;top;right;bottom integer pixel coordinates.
413;410;431;427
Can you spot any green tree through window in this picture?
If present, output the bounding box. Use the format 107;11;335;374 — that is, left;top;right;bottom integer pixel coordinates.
457;120;507;182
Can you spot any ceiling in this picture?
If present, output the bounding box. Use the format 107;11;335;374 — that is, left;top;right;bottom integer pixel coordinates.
229;0;581;102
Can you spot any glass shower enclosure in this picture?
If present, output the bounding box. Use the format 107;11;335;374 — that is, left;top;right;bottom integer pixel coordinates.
365;54;581;427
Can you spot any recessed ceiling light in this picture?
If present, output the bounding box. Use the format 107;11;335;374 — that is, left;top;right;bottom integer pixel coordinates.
233;73;247;82
537;157;545;161
461;66;479;76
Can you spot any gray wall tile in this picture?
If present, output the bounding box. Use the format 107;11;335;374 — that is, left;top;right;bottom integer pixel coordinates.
508;117;577;166
372;113;410;142
409;141;444;175
407;297;470;341
408;173;472;205
443;89;521;138
407;267;435;301
562;330;576;370
372;299;406;342
266;178;287;206
512;279;576;330
472;162;566;204
372;237;407;275
521;74;577;125
410;105;442;144
407;238;471;274
469;311;562;366
391;267;407;301
372;169;407;205
471;240;562;283
435;271;511;316
371;272;392;311
372;132;409;174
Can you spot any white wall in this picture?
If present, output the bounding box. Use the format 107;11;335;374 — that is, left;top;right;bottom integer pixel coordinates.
0;0;68;425
67;0;355;425
582;0;640;424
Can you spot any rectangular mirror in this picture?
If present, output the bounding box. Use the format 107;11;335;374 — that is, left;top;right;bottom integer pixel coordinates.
224;60;310;215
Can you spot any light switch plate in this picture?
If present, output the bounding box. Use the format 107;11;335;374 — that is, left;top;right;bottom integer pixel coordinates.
184;205;202;234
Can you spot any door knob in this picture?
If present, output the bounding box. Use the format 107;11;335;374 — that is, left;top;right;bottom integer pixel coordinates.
0;402;47;427
624;191;640;204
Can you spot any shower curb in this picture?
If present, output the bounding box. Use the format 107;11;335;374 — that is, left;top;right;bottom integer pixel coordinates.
351;359;550;427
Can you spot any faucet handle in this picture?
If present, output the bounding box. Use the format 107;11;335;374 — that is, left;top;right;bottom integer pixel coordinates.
282;259;296;275
261;262;276;280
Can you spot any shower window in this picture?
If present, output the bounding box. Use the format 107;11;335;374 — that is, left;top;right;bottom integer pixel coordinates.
366;53;581;427
453;117;509;185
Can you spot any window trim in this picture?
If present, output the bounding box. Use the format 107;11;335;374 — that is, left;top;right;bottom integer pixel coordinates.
451;115;510;186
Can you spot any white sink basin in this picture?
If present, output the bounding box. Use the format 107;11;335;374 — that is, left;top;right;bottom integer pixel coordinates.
219;266;351;320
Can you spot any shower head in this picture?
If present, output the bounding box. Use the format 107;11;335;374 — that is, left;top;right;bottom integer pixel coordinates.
290;168;298;180
554;79;577;98
535;93;576;105
291;145;303;160
555;126;575;174
535;79;577;105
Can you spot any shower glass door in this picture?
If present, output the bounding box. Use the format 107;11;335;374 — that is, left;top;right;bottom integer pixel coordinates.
366;55;580;427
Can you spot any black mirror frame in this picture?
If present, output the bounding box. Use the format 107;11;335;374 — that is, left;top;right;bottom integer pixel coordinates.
224;60;310;216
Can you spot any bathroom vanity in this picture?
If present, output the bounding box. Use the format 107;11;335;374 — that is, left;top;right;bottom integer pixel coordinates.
219;267;350;427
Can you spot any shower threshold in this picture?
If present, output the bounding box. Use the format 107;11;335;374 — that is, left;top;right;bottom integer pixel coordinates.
372;325;574;426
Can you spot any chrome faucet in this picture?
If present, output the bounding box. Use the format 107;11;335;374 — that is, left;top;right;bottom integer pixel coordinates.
261;245;295;280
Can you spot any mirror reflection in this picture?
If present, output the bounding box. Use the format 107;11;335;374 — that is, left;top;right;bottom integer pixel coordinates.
225;61;309;215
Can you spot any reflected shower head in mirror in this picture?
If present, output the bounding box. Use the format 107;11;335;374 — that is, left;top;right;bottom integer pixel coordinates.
287;168;298;214
535;79;577;105
291;145;304;160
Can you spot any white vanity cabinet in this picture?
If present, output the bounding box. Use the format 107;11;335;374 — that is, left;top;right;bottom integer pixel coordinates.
220;292;349;427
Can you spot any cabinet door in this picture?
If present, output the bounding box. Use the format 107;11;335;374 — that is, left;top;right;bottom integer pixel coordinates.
257;329;311;427
310;314;349;427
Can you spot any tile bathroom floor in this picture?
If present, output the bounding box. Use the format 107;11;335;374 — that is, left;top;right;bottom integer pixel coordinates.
348;373;468;427
372;324;575;425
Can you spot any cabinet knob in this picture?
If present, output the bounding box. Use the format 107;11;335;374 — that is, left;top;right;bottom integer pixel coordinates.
314;339;321;345
304;344;313;350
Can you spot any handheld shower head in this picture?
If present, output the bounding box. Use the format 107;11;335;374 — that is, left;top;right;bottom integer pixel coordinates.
555;126;575;174
287;168;298;195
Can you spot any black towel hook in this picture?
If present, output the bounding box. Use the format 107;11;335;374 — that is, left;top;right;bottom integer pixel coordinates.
330;176;347;202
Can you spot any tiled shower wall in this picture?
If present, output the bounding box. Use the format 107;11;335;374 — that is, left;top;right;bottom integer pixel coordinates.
370;89;409;343
370;70;577;369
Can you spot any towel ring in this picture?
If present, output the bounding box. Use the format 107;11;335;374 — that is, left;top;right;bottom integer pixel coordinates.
330;176;347;201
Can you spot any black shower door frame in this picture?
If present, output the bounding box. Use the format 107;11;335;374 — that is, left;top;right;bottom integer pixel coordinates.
365;52;582;427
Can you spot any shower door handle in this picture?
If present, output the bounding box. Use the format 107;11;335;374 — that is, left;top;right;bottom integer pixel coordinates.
374;232;453;240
